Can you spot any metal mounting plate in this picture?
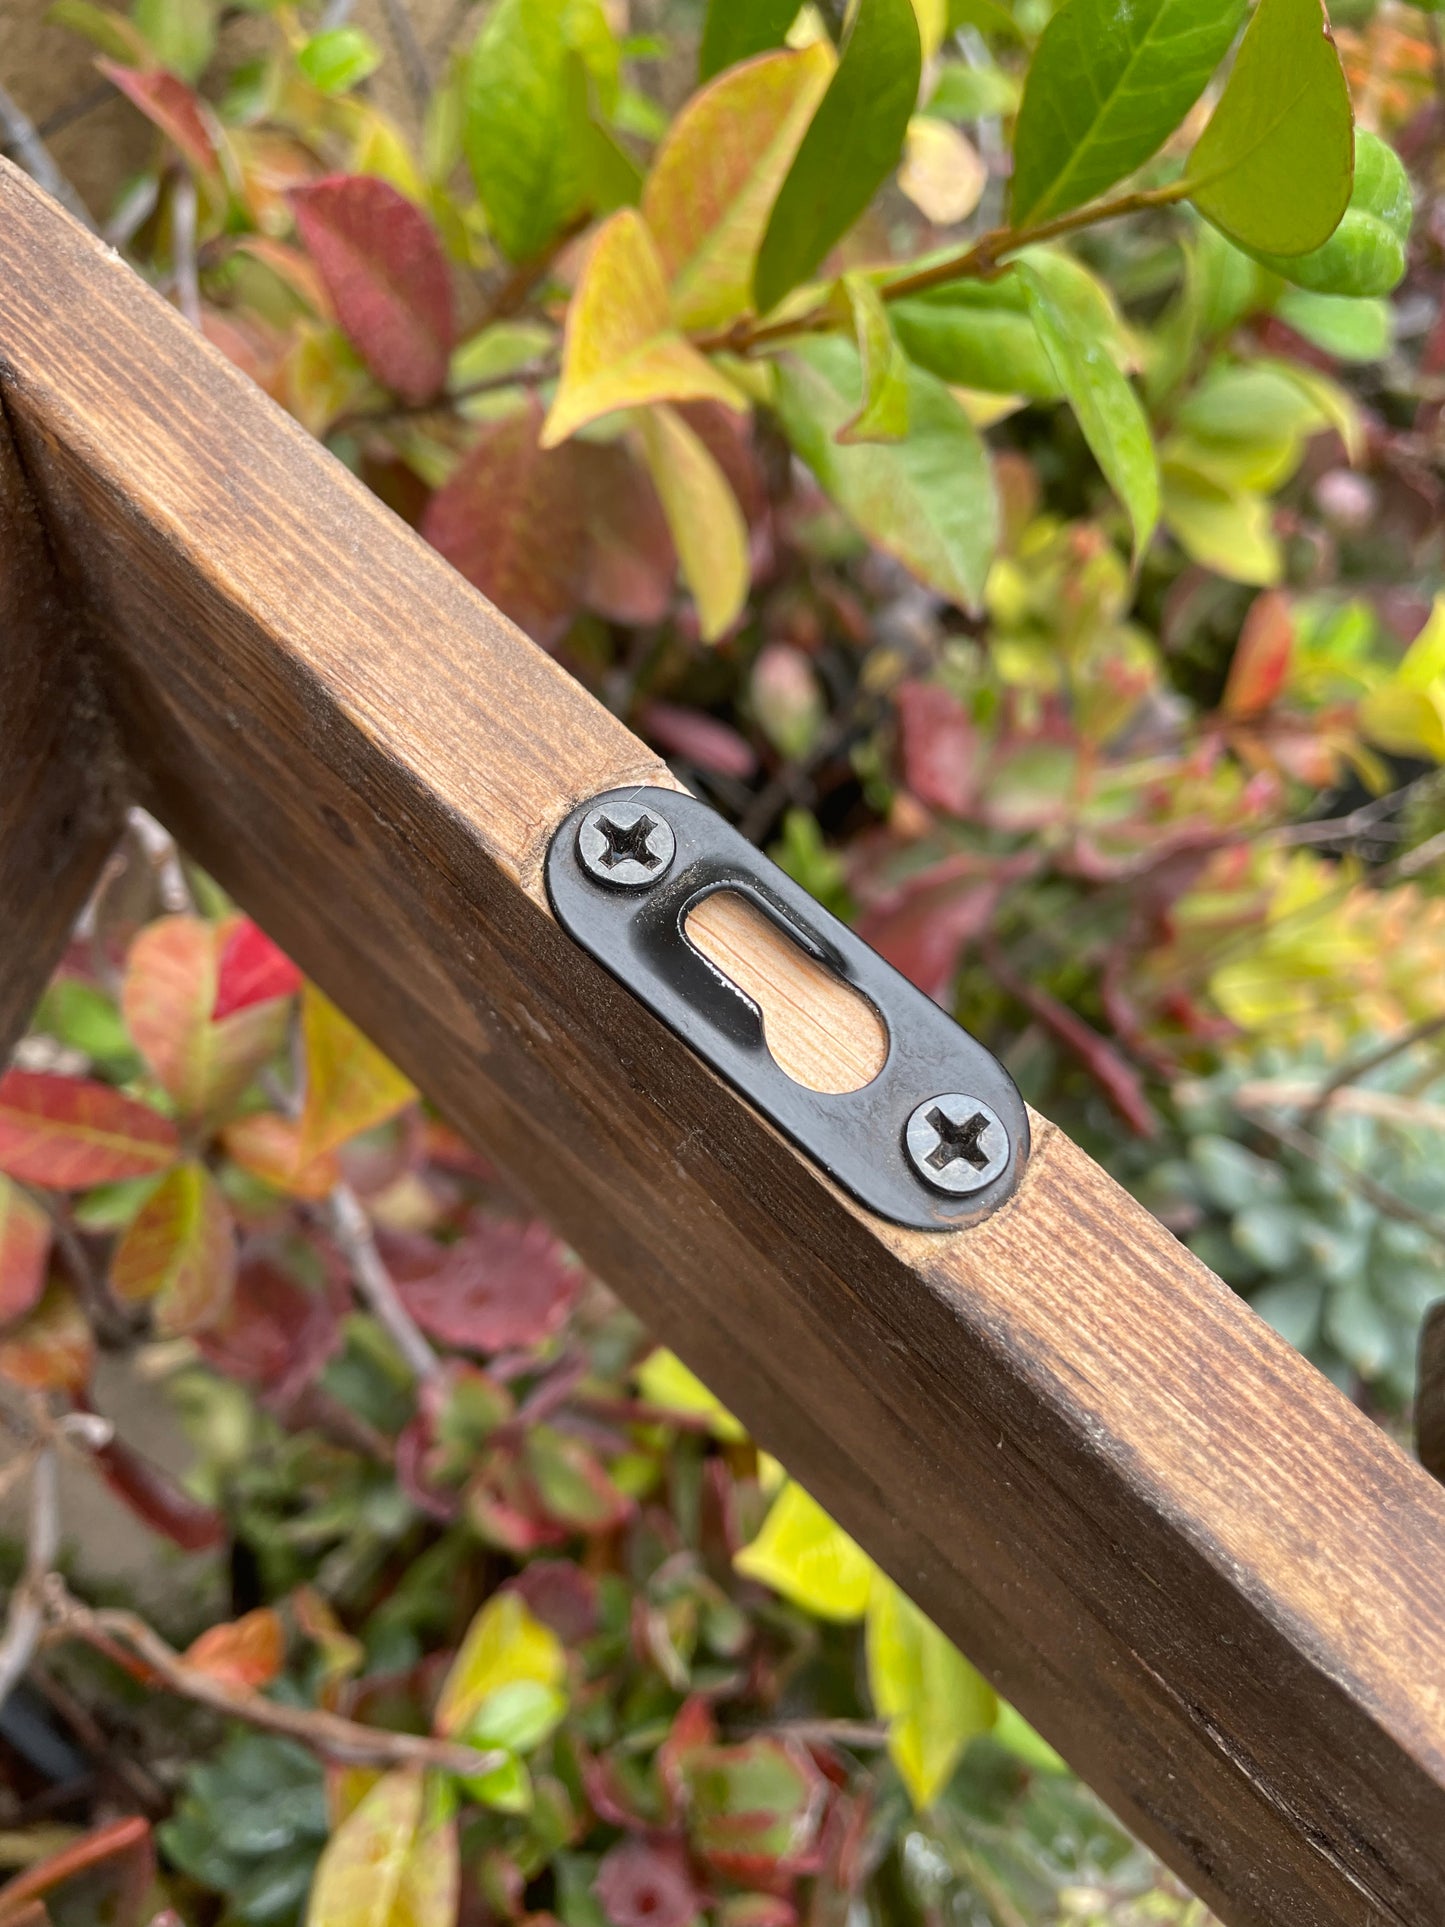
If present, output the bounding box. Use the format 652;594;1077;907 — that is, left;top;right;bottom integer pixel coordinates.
545;788;1029;1231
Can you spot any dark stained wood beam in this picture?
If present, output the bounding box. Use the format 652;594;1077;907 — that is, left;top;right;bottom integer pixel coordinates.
0;160;1443;1927
0;395;121;1058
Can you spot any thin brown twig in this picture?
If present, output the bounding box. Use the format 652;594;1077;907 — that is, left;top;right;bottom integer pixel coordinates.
1233;1080;1445;1132
328;1183;441;1380
695;179;1193;357
0;1444;59;1708
1298;1009;1445;1130
377;0;434;113
0;82;95;231
42;1581;503;1778
1235;1106;1445;1252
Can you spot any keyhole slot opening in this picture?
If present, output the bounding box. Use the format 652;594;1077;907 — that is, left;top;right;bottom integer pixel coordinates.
684;890;889;1095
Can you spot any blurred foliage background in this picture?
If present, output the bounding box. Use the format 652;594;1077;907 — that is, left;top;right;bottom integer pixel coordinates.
0;0;1443;1924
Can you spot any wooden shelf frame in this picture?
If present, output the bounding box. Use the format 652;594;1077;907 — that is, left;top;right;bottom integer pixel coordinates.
1;162;1443;1927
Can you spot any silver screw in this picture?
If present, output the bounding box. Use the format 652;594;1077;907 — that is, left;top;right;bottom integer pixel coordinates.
576;802;677;890
904;1095;1010;1196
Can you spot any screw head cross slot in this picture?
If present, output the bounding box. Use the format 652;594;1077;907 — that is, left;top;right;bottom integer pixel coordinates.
577;803;677;890
904;1094;1010;1197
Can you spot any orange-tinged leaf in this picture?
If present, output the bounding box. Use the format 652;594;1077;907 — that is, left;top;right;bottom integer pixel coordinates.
643;44;835;331
99;61;218;175
306;1767;457;1927
1224;591;1295;718
0;1283;93;1394
122;917;216;1114
541;210;747;448
222;1112;341;1200
123;918;288;1123
637;404;751;642
184;1609;285;1692
110;1160;237;1335
292;175;455;406
0;1072;179;1189
0;1176;50;1326
300;988;416;1161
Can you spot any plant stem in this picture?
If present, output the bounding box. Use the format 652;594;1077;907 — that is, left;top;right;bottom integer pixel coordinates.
328;1183;441;1380
0;82;95;232
44;1581;503;1778
1300;1010;1445;1130
696;180;1193;357
0;1444;59;1709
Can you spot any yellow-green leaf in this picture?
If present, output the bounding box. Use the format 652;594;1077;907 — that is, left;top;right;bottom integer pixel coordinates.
1360;595;1445;760
1185;0;1353;258
542;211;747;447
734;1480;875;1620
433;1593;566;1741
306;1767;457;1927
300;987;416;1161
911;0;949;58
865;1575;997;1809
636;404;751;642
838;273;909;444
635;1348;748;1440
109;1159;236;1336
1161;464;1280;586
644;44;834;332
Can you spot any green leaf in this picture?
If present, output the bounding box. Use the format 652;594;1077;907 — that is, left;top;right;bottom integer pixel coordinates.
773;336;998;610
1016;255;1158;558
466;1680;568;1754
1275;289;1392;363
1246;133;1412;297
891;277;1062;400
1011;0;1246;226
948;0;1024;37
543;211;747;446
47;2;152;62
134;0;215;79
990;1701;1067;1773
925;63;1021;123
838;273;910;443
463;0;618;263
298;27;382;95
865;1576;997;1808
637;404;752;642
734;1479;876;1620
433;1593;566;1741
754;0;922;316
700;0;801;79
462;1752;532;1814
644;43;834;331
1185;0;1353;258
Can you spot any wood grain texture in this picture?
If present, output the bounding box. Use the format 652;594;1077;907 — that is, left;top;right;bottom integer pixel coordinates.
0;160;1443;1926
0;395;120;1059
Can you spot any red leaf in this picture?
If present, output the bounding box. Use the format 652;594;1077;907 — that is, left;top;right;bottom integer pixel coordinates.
86;1423;227;1550
594;1839;703;1927
573;441;677;626
0;1072;179;1189
291;175;454;405
99;63;217;175
196;1252;343;1404
122;916;216;1109
393;1218;580;1352
0;1284;93;1394
214;919;303;1018
857;877;1003;1004
0;1176;50;1326
184;1609;285;1692
1223;590;1295;719
421;400;588;646
639;701;758;779
896;682;978;817
985;945;1159;1138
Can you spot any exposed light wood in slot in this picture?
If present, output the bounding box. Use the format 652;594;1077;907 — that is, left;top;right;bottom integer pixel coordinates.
685;890;888;1093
